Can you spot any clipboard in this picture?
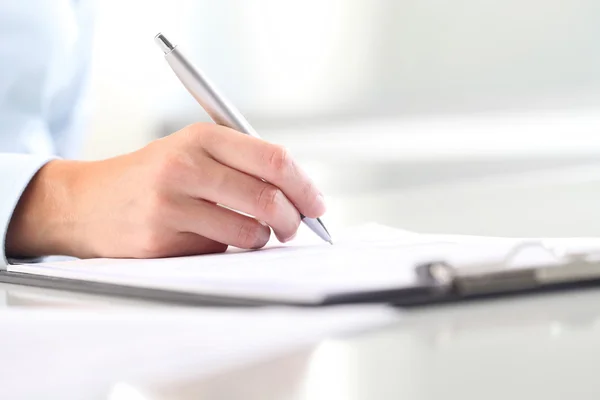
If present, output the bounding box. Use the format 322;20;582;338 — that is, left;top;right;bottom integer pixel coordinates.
2;241;600;307
408;241;600;306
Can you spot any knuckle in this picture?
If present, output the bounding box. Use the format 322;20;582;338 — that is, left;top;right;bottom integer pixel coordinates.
144;192;169;217
153;151;200;189
256;185;281;217
183;122;212;140
235;221;263;249
154;153;182;185
267;145;292;174
183;122;221;148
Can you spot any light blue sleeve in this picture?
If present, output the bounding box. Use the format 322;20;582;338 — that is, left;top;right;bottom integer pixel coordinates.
0;1;94;266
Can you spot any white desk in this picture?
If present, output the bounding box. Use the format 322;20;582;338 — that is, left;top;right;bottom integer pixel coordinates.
153;288;600;400
2;281;600;399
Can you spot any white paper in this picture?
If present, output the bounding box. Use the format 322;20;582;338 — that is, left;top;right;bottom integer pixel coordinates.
6;225;461;303
10;224;600;303
0;305;399;399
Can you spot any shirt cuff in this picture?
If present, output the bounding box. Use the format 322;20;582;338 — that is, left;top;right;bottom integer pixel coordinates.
0;154;57;268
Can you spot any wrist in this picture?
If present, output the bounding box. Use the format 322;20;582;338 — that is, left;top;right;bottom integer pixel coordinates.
5;159;84;259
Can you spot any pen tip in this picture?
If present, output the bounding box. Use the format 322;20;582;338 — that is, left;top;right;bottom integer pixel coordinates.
328;240;333;245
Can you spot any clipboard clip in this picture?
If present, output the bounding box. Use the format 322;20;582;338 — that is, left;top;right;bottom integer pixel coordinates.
415;241;600;297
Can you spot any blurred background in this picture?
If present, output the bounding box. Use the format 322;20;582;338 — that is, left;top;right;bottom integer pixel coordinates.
85;0;600;238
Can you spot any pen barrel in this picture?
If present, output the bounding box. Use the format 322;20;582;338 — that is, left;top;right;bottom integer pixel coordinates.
165;48;260;138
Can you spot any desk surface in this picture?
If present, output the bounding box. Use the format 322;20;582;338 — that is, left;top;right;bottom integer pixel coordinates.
3;281;600;400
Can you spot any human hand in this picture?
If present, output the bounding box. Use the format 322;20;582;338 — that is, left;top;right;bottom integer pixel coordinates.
6;123;326;259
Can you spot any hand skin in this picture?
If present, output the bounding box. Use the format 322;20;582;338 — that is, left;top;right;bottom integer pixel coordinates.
5;123;326;259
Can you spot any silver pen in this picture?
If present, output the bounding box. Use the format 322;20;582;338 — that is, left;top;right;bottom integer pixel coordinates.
154;33;332;244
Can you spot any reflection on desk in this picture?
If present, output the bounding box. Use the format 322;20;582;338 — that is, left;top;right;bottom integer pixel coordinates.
4;277;600;399
0;300;397;399
144;288;600;400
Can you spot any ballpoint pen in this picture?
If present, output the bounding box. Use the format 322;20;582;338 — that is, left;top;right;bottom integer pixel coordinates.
154;33;332;244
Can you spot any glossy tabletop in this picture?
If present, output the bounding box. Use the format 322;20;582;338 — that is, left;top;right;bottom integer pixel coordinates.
136;288;600;400
3;281;600;400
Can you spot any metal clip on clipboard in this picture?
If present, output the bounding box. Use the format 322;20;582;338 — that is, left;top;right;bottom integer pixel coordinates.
416;242;600;298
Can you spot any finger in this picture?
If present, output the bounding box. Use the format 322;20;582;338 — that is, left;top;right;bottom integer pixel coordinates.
156;232;228;257
183;157;300;242
174;197;272;250
197;125;326;218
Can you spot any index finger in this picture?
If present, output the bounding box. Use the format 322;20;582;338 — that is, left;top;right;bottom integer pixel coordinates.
199;125;326;219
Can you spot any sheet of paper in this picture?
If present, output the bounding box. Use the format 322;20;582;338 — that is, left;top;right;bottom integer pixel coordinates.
6;225;490;302
10;223;600;303
0;305;399;399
